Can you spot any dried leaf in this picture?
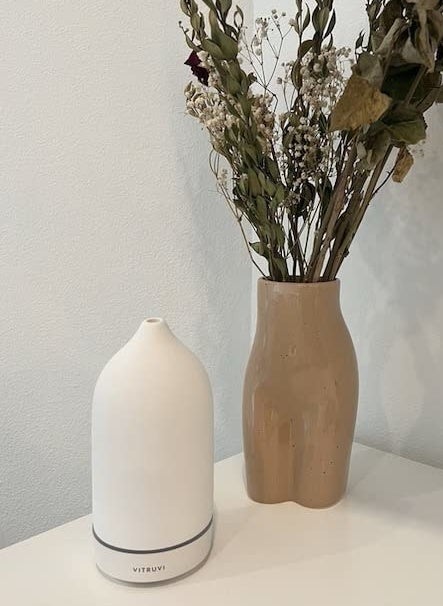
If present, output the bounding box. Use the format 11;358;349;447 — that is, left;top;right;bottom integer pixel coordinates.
415;71;442;111
272;224;286;248
273;257;288;278
250;241;269;259
383;104;427;143
318;7;330;32
208;10;238;59
312;6;329;32
416;6;436;70
330;75;392;132
376;17;407;56
298;39;314;60
217;0;232;17
393;147;414;182
400;36;427;65
382;65;421;102
355;31;365;50
226;75;241;95
201;0;218;11
362;129;392;169
403;5;443;71
180;0;191;16
256;196;268;221
233;7;244;29
357;142;367;159
218;32;238;60
407;0;439;9
389;121;426;142
190;12;201;31
324;10;336;38
302;6;311;32
247;169;261;197
201;38;225;60
355;52;384;88
367;0;383;22
428;10;443;45
381;0;404;34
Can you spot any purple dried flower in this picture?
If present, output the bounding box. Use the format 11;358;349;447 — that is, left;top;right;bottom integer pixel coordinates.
185;51;209;86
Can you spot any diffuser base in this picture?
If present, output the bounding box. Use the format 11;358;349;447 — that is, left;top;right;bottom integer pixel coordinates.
93;520;214;584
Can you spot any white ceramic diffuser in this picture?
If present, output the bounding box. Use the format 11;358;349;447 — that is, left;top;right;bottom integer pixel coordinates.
91;318;214;583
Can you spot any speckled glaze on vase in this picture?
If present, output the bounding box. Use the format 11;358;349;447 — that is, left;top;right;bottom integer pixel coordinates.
243;279;358;508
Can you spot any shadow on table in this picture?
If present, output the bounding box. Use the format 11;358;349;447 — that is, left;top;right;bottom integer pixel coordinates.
181;446;443;586
347;445;443;530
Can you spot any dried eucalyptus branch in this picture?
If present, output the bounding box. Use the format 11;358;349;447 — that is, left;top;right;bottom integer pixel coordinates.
179;0;443;282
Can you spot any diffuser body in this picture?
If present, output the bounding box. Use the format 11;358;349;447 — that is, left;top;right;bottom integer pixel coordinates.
91;319;214;583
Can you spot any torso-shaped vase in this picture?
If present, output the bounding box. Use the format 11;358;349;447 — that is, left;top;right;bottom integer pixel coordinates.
243;279;358;508
92;318;214;583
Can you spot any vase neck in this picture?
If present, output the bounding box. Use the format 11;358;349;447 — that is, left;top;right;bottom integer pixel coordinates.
256;279;342;328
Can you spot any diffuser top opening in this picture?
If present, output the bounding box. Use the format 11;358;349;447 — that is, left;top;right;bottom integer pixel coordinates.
146;317;162;324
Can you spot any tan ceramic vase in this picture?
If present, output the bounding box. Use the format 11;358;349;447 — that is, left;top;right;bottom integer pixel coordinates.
243;279;358;508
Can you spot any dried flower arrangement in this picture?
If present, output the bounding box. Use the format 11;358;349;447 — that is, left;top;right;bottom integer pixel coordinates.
180;0;443;282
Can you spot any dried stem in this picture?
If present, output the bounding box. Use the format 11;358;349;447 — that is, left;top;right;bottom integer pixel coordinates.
181;0;441;283
307;141;357;281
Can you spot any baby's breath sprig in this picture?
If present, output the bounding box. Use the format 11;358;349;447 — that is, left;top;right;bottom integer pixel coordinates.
180;0;443;282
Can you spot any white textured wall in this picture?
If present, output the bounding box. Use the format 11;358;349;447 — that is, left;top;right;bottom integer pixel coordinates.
251;0;443;468
0;1;252;548
3;0;441;552
341;107;443;468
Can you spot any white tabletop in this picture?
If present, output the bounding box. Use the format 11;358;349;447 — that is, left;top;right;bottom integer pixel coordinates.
1;443;443;605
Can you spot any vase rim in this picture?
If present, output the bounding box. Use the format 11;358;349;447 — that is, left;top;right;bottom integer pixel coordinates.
258;278;340;288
